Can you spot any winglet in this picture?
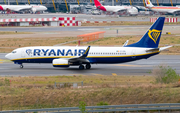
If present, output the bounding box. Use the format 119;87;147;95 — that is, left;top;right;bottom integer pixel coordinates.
82;46;90;57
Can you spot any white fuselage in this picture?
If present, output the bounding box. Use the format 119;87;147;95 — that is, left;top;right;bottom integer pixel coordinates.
5;46;159;64
30;5;47;12
149;6;180;14
0;4;47;12
104;6;138;15
0;5;32;11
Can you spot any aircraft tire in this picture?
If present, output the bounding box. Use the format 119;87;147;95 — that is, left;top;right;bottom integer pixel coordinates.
79;65;84;70
20;65;23;69
86;64;91;69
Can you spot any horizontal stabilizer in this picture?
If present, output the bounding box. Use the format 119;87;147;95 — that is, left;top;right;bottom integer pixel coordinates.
146;45;172;52
146;48;159;52
159;45;173;51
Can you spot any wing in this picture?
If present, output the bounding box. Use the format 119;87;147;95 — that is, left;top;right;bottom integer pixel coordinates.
52;46;91;67
113;9;127;12
68;46;90;64
134;6;149;10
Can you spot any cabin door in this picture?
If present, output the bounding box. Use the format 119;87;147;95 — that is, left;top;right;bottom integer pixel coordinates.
131;49;136;58
21;49;25;57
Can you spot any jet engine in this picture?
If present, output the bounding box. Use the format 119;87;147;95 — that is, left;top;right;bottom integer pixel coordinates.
52;59;69;67
127;7;138;16
31;8;36;14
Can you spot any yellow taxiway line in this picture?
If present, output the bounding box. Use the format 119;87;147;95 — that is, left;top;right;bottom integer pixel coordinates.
0;59;3;63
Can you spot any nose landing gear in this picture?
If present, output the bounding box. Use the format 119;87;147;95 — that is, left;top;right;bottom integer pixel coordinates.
20;64;23;69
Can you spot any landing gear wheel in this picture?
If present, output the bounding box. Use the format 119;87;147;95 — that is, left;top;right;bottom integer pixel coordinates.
86;64;91;69
20;65;23;69
79;65;84;70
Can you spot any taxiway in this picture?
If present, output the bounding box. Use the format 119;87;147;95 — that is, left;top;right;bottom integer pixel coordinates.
0;54;179;76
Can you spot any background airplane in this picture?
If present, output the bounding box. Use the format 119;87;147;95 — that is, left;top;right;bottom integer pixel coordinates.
145;0;180;16
29;5;47;13
5;17;172;70
0;4;47;13
94;0;138;16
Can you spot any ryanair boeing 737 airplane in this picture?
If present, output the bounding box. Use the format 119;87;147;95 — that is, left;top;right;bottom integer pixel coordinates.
5;17;172;70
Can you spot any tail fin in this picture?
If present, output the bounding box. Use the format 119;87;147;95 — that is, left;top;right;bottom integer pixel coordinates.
125;17;165;48
145;0;154;8
94;0;102;6
94;0;106;11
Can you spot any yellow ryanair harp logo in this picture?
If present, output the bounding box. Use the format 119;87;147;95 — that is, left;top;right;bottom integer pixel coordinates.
148;29;161;43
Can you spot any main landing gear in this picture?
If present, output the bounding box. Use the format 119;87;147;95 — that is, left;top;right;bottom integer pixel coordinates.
86;64;91;69
79;65;84;70
79;64;91;70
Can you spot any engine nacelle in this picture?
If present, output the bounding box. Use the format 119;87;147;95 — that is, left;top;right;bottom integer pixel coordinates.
52;59;69;67
31;8;36;14
127;7;138;15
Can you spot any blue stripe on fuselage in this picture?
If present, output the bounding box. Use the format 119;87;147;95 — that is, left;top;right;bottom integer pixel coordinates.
12;52;159;64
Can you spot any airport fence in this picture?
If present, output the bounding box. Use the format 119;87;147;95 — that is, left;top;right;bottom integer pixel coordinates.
54;81;83;88
1;103;180;113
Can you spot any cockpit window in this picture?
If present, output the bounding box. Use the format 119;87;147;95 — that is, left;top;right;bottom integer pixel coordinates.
12;51;16;53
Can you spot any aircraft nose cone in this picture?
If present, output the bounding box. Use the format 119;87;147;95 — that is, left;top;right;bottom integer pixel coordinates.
5;53;11;59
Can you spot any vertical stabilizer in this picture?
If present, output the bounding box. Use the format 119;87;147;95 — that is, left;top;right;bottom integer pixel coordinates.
94;0;106;11
125;17;165;48
145;0;154;8
94;0;101;6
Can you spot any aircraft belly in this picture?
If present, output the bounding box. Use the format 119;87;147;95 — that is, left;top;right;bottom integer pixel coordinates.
14;58;54;63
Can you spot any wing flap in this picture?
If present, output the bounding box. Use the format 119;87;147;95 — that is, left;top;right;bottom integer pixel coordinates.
114;9;127;12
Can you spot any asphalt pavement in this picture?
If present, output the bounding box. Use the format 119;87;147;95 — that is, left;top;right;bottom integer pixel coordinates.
0;13;152;21
0;26;147;32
